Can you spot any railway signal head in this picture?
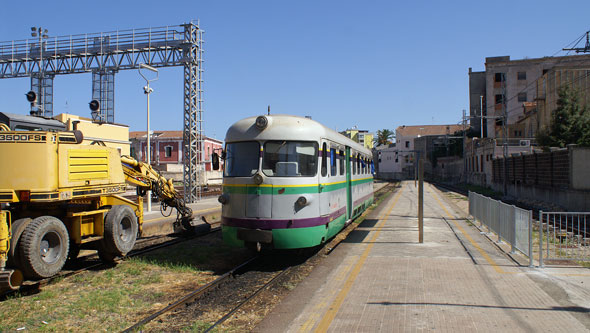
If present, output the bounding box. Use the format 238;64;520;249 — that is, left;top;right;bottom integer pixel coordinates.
25;91;37;103
89;99;100;112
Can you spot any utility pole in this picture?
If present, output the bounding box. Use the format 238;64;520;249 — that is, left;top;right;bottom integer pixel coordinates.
462;109;466;181
502;74;508;196
418;158;424;243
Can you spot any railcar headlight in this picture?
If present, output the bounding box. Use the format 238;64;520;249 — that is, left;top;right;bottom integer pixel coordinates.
253;173;264;185
255;115;268;130
218;194;229;204
296;195;312;206
296;196;307;206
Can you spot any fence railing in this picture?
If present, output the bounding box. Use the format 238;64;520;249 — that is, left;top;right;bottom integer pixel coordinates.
469;191;533;267
539;212;590;266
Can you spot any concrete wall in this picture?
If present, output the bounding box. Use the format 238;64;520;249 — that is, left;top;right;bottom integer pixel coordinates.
489;145;590;211
491;181;590;212
468;69;486;137
160;170;222;185
571;146;590;190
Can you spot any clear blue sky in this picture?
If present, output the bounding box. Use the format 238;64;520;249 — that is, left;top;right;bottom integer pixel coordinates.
0;1;589;140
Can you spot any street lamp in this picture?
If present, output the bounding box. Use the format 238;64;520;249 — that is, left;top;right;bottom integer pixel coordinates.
138;63;159;212
31;27;48;116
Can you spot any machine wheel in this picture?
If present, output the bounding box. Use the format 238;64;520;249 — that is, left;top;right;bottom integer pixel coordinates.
18;216;69;279
98;205;138;262
7;218;32;267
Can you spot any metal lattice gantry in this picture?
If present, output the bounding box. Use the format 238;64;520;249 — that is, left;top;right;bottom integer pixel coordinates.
0;22;205;203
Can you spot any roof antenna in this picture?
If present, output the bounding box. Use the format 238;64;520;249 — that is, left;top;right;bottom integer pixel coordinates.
267;105;270;115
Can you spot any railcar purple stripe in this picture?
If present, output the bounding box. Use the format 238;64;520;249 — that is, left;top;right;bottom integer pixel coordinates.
223;207;346;229
353;192;374;207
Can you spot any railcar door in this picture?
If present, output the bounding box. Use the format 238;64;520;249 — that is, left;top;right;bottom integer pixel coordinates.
319;141;330;217
345;146;352;220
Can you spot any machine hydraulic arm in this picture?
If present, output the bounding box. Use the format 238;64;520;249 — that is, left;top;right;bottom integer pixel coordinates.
120;156;193;223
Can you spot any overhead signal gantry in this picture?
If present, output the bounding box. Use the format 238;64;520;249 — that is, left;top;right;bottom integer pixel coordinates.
0;22;205;203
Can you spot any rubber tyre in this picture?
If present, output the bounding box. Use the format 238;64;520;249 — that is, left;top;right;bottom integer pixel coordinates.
98;205;138;262
7;218;32;268
18;216;69;279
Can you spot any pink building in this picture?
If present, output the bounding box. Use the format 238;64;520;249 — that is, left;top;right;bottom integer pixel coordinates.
129;131;223;172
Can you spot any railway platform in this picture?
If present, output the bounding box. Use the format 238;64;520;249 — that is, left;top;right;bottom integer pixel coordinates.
257;180;590;332
142;196;221;236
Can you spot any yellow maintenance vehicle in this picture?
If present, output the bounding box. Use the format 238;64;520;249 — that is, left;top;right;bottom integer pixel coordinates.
0;114;192;292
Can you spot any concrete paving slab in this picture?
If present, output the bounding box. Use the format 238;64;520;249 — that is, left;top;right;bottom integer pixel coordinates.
256;181;590;332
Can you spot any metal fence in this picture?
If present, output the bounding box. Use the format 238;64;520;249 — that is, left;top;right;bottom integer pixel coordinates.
469;191;533;267
539;212;590;266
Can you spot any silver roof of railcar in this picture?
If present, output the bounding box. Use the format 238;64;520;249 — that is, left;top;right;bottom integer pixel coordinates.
225;114;371;155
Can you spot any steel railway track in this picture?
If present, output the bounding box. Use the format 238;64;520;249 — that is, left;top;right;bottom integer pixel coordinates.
0;222;220;300
123;182;398;331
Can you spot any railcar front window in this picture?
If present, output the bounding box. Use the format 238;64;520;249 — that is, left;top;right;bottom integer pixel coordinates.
263;141;318;177
224;142;260;177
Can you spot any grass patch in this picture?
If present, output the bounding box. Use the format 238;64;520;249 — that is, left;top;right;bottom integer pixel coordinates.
186;321;217;332
0;237;248;332
454;183;502;198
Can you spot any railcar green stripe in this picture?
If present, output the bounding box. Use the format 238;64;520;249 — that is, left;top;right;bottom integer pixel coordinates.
223;177;373;195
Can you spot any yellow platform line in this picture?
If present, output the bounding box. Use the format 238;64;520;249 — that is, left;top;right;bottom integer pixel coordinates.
429;185;507;274
311;188;404;332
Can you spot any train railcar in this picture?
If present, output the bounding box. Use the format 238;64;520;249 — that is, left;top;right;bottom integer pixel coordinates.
219;114;374;250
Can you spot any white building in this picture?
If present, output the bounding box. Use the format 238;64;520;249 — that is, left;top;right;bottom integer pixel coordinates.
377;124;463;180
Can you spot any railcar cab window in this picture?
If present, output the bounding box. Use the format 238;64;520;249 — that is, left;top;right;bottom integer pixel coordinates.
263;141;318;177
224;141;260;177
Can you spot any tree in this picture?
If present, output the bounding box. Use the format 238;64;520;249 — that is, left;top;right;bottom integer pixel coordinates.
374;129;394;146
536;86;590;148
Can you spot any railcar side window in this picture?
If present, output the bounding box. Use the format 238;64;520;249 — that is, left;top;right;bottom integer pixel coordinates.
263;141;318;177
339;150;344;175
321;142;327;177
361;157;365;174
352;152;356;175
330;146;337;176
224;141;260;177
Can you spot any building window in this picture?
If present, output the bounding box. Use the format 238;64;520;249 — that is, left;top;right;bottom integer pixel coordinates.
494;72;505;82
495;94;504;105
480;154;484;172
518;92;527;102
405;141;409;148
165;146;173;158
517;72;526;80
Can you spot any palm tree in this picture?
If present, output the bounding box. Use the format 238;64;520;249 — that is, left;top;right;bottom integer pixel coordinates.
374;129;394;146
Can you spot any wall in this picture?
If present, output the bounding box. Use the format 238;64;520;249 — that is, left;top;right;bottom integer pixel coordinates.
468;68;486;137
570;146;590;190
490;145;590;211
